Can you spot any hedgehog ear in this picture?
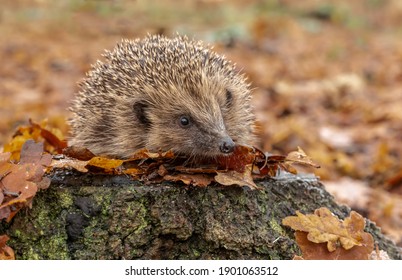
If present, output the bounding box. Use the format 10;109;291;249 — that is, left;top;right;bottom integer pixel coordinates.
133;101;151;128
225;89;233;107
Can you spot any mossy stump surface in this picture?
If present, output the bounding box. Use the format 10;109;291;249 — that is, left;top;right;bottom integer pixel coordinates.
1;172;401;259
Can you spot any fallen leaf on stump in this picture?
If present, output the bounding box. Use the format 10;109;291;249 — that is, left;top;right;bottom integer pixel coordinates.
62;146;95;161
285;146;321;168
282;207;374;259
164;174;213;188
87;157;124;172
215;164;261;190
50;157;89;173
215;145;257;173
294;231;373;260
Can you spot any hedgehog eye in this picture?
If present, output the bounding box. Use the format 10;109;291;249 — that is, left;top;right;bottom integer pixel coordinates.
178;115;191;128
225;89;233;107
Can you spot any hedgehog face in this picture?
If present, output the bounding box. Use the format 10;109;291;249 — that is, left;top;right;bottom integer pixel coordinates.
139;102;234;158
135;74;253;158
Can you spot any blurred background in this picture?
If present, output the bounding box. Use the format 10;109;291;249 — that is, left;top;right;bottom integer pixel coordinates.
0;0;401;245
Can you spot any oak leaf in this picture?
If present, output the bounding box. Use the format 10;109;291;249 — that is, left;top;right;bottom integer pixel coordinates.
294;231;373;260
285;146;321;168
282;207;374;253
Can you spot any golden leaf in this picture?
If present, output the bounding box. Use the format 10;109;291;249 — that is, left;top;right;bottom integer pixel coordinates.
87;157;124;172
282;207;373;252
285;146;321;168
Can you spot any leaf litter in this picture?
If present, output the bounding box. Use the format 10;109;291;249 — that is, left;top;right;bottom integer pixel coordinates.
0;120;319;224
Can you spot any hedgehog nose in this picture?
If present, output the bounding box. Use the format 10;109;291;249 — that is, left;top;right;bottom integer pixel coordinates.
220;137;235;154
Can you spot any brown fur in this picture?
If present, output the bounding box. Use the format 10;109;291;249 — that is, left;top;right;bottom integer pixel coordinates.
69;35;255;159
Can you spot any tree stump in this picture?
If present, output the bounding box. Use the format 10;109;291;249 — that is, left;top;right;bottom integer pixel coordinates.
1;171;401;260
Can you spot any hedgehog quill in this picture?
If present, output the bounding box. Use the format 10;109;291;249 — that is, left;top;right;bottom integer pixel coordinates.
70;35;255;159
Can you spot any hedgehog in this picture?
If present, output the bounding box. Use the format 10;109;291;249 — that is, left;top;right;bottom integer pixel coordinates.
69;35;255;159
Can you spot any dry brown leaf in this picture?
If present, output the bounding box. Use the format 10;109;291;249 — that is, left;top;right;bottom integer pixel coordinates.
215;164;261;190
127;148;175;161
3;119;66;161
258;147;320;177
122;167;146;177
50;157;89;173
0;235;15;260
295;231;373;260
175;166;218;174
282;207;374;253
164;174;213;187
157;164;168;176
285;146;321;168
0;140;51;221
215;145;257;173
29;119;67;153
3;131;40;162
0;152;12;179
0;207;11;221
62;146;96;161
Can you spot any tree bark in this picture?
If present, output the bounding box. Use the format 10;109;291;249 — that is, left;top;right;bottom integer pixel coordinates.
1;171;401;260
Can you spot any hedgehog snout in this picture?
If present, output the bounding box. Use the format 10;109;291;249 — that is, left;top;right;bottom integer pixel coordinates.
219;136;235;154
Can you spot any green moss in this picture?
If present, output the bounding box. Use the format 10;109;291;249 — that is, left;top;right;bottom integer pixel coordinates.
268;218;286;236
21;247;41;260
13;229;22;239
9;189;69;259
56;189;74;208
132;203;148;234
192;248;201;258
34;207;57;235
37;233;69;259
90;188;114;217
